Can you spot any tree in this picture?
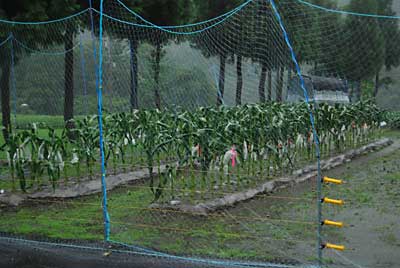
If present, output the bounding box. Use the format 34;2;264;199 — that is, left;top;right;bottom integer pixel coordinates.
0;0;54;140
342;0;385;101
47;0;83;131
257;0;288;102
275;0;324;102
229;0;248;106
138;0;193;109
374;0;400;97
100;0;147;110
0;0;84;140
64;20;76;130
193;0;238;106
0;41;12;141
311;1;345;78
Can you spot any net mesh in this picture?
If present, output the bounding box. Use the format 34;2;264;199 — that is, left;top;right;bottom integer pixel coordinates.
0;0;400;267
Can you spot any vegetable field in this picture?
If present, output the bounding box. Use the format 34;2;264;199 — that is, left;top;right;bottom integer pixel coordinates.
0;100;383;204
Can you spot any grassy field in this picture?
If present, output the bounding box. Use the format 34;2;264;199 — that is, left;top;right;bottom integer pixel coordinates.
0;114;70;148
0;131;399;265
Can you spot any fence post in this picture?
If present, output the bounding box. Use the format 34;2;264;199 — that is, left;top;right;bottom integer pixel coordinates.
91;0;110;242
268;0;323;265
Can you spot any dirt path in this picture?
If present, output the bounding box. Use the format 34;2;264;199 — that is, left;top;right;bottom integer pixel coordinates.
322;139;400;268
152;138;393;215
0;164;167;206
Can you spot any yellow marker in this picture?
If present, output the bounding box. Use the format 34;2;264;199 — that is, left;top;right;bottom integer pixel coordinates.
325;243;345;251
323;176;343;185
323;219;344;228
322;197;344;206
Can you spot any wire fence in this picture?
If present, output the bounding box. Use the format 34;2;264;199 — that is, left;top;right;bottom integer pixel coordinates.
1;0;400;267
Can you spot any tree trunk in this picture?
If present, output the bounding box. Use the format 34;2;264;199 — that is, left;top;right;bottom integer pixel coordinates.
129;38;138;110
64;23;75;130
287;64;292;93
258;62;267;102
267;68;272;101
355;80;362;101
217;53;226;106
0;55;11;141
154;43;161;109
235;54;243;106
374;71;379;98
349;82;354;103
276;66;284;102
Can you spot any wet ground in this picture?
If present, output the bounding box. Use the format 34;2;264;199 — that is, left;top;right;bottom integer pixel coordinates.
239;138;400;268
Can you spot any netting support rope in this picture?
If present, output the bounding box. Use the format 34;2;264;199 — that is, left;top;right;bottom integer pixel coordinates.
94;0;111;241
268;0;323;266
9;33;17;128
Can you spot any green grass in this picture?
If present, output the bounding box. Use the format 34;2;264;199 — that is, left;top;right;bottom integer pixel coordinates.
1;114;88;130
0;128;65;160
0;114;69;149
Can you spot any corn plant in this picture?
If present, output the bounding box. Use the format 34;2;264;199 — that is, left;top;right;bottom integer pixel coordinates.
0;100;384;197
71;116;99;178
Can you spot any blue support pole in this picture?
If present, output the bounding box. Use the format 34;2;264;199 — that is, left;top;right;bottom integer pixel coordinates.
10;33;17;128
92;0;110;241
268;0;323;266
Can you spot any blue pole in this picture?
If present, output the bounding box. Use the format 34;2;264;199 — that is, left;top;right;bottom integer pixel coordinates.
268;0;322;266
10;33;17;128
94;0;110;241
78;29;89;115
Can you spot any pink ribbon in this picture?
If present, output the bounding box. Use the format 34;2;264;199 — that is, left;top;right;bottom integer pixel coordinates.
231;147;237;167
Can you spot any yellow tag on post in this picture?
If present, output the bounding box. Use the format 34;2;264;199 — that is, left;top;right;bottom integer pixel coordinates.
325;243;345;251
322;197;344;206
323;219;344;228
323;176;343;185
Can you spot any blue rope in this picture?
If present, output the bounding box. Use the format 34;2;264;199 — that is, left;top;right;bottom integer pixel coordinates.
116;0;254;29
87;0;106;237
0;236;314;268
0;9;89;25
10;34;17;127
96;0;111;241
0;0;398;28
79;30;89;115
89;0;108;239
91;4;248;35
14;38;80;55
296;0;400;19
268;0;322;267
108;239;300;268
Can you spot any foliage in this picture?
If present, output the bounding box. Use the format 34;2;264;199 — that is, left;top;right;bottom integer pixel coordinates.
383;111;400;129
0;101;383;203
